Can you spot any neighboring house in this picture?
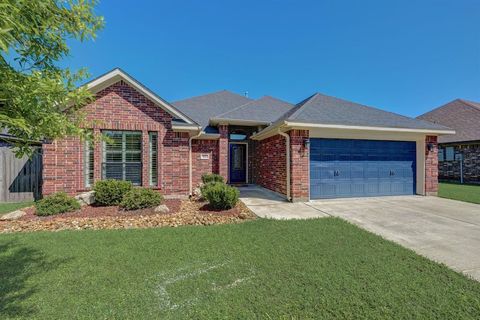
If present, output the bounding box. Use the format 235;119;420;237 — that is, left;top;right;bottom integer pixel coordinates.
417;99;480;184
42;68;454;201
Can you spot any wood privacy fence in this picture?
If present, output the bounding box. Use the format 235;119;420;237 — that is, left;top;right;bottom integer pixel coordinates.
0;146;42;202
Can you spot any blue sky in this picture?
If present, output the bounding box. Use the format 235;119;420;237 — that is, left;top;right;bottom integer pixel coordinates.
66;0;480;117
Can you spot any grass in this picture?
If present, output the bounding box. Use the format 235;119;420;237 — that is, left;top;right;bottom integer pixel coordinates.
0;201;34;215
0;219;479;319
439;182;480;204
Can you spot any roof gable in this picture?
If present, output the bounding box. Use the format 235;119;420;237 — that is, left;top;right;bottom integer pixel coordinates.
84;68;196;125
417;99;480;143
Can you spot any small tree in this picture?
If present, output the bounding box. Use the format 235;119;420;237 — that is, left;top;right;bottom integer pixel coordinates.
0;0;104;157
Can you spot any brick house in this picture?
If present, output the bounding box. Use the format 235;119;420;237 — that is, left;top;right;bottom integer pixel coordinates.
42;69;454;201
418;99;480;184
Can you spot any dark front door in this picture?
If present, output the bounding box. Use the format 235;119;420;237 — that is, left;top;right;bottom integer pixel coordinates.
229;143;247;183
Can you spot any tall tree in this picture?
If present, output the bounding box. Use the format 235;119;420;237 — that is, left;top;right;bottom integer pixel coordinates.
0;0;104;156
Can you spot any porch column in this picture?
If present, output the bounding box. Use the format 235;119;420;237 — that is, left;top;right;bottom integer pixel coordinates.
218;124;229;181
289;129;309;202
425;135;439;196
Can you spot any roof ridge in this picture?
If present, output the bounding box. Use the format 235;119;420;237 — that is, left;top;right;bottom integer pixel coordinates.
211;98;257;119
286;93;320;120
212;95;294;120
173;89;252;104
458;99;480;111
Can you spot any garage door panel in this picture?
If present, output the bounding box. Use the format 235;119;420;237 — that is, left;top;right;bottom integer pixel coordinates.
310;138;416;199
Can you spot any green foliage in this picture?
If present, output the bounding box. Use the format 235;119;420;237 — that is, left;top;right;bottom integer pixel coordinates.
35;192;80;216
201;173;224;184
93;180;133;206
202;182;239;210
120;188;163;211
439;182;480;204
0;0;104;157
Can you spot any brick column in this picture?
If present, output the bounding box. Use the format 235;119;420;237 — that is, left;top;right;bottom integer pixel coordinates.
142;130;150;187
425;135;439;196
93;128;102;183
289;130;309;202
218;124;229;181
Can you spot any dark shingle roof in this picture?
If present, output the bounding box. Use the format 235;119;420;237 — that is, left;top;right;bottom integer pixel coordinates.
212;96;294;124
282;93;450;131
417;99;480;143
172;90;252;129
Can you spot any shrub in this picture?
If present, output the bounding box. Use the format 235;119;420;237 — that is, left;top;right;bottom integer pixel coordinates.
35;192;81;216
120;188;163;210
201;173;224;184
202;183;239;210
93;179;133;206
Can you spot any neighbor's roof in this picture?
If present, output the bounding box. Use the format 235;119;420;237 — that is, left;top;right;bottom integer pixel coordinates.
281;93;452;131
417;99;480;143
172;90;252;131
211;96;295;125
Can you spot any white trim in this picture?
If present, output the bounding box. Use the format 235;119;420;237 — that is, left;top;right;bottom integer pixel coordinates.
171;124;202;132
284;122;456;135
251;120;455;140
228;141;248;184
210;118;270;126
85;68;196;124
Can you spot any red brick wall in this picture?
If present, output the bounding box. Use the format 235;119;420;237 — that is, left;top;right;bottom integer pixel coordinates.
425;135;439;195
218;125;229;181
192;139;219;188
289;130;309;201
42;80;189;196
253;134;287;196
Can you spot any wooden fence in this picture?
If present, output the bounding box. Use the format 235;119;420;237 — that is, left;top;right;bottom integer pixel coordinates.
0;146;42;202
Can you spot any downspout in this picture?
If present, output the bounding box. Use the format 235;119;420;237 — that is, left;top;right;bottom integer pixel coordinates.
278;130;291;201
189;131;203;196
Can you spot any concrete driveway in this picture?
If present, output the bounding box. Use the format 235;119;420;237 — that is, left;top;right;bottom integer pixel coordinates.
239;186;480;281
308;196;480;281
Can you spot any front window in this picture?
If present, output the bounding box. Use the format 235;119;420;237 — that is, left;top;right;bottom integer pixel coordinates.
102;130;142;185
445;146;454;161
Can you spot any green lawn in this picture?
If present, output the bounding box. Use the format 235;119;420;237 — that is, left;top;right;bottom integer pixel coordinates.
439;182;480;204
0;201;34;215
1;219;479;319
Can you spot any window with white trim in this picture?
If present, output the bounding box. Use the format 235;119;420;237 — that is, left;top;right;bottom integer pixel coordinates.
102;131;142;185
149;132;158;186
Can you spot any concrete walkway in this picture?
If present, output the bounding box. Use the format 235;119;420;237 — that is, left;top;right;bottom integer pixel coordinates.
239;186;480;281
238;185;328;219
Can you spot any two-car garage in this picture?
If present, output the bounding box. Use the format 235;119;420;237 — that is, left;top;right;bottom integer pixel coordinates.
309;138;416;199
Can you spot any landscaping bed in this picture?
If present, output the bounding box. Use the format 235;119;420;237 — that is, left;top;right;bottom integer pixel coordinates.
0;200;254;233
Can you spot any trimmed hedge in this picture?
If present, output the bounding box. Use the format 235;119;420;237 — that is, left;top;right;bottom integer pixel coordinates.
120;188;163;210
202;182;239;210
201;173;224;184
35;192;81;216
93;179;133;206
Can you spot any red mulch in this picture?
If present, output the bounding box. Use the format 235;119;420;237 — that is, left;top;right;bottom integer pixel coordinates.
18;199;182;221
0;199;256;233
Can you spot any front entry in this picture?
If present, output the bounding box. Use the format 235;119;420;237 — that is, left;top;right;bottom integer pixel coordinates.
229;143;247;183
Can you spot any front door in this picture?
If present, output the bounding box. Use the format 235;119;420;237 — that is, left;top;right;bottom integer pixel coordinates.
229;143;247;183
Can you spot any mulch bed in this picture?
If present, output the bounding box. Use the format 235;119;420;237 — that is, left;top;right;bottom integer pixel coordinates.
0;199;255;233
